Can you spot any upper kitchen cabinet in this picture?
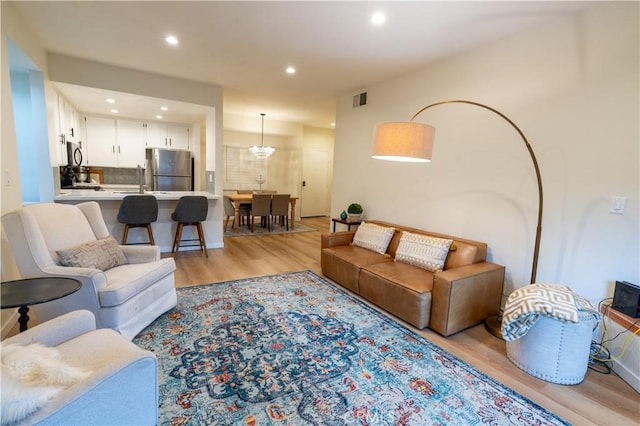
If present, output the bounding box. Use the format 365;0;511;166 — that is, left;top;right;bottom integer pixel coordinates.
84;117;145;168
58;95;80;143
116;120;146;167
51;94;81;165
144;122;191;151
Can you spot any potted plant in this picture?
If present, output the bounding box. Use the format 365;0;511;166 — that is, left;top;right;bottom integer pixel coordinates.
347;203;363;222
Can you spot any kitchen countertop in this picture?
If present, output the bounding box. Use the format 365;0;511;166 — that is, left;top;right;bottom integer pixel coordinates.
54;189;219;202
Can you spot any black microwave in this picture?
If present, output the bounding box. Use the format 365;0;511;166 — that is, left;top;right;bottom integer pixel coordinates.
66;141;82;166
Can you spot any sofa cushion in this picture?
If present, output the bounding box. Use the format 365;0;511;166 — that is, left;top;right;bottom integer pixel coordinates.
352;222;395;254
57;236;128;271
359;264;434;329
363;261;435;294
321;245;392;293
395;231;453;272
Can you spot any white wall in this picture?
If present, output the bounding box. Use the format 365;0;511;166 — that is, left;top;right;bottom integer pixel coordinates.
332;2;639;304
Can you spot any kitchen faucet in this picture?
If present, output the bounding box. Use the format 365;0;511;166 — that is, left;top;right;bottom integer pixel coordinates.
137;165;144;194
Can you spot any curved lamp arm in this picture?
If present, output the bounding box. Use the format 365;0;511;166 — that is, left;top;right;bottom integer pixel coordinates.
375;100;543;283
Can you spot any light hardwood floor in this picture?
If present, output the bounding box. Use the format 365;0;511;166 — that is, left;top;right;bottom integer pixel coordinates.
167;216;639;425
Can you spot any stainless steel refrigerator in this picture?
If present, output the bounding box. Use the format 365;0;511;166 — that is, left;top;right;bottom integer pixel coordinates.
145;148;193;191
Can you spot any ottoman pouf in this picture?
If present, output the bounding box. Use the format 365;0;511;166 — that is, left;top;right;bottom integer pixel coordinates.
506;310;597;384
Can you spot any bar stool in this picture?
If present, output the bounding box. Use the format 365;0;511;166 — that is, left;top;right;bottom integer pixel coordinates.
171;196;208;257
117;195;158;245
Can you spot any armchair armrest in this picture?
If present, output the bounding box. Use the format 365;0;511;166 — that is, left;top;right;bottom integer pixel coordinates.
321;231;356;249
121;245;160;264
40;265;107;293
430;262;505;336
3;310;96;347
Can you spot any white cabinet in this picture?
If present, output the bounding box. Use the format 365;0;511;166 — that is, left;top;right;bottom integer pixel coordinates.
52;94;81;165
84;117;145;167
116;120;146;167
58;95;80;143
144;122;190;150
85;116;118;166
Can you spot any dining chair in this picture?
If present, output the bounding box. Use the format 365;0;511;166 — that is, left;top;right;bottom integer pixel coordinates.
250;194;272;232
270;194;291;231
223;195;250;231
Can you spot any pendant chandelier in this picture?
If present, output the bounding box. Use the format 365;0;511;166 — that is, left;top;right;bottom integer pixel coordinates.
249;113;275;158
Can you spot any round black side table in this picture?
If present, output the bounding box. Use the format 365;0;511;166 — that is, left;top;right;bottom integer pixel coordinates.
1;277;82;332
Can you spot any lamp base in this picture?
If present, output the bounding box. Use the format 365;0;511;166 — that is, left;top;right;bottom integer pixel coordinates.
484;315;504;340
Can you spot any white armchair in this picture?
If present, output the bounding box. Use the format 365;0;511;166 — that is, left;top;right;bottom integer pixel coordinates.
1;201;177;340
2;310;158;425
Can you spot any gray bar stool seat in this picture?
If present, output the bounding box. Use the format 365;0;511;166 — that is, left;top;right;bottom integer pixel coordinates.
117;195;158;245
171;196;209;257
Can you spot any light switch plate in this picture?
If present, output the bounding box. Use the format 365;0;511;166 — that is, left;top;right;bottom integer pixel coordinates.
609;196;627;215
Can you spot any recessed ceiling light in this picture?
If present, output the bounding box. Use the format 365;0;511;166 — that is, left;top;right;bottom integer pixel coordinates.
156;115;163;119
285;66;296;74
106;98;115;104
331;122;336;127
371;11;386;25
160;106;168;111
165;35;179;45
110;109;119;114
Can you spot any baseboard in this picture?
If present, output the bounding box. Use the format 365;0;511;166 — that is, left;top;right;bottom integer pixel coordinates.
1;310;18;339
601;313;639;393
612;357;640;393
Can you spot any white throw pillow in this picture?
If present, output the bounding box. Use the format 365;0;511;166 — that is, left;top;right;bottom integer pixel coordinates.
57;236;128;271
352;222;395;254
395;231;453;272
1;343;90;424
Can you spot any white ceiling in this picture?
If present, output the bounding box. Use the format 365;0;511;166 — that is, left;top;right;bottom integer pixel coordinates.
11;1;591;128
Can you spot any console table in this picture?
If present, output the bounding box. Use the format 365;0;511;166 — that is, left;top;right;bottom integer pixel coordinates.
1;277;81;332
332;218;362;232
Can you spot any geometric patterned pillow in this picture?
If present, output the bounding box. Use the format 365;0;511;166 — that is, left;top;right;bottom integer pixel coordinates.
395;231;453;272
351;222;395;254
57;236;128;271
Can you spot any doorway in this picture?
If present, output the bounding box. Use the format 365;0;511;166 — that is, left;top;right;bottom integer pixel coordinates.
300;149;329;217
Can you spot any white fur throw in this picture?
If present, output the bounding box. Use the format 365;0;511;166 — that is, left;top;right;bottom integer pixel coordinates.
1;343;90;424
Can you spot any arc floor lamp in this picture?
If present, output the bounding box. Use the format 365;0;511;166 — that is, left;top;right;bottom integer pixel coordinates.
372;100;543;338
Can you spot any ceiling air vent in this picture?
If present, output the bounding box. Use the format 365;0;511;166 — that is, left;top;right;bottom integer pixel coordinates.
352;92;367;108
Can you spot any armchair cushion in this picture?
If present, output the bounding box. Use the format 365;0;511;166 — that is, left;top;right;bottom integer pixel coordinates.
57;236;128;271
100;258;175;306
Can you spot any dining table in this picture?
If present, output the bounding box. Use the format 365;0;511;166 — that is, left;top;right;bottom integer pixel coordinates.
227;193;298;232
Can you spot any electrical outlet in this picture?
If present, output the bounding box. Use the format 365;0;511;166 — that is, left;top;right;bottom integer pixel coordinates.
609;196;627;215
4;170;10;187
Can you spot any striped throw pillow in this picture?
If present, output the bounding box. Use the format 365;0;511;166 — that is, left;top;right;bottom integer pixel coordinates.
352;222;395;254
395;231;453;272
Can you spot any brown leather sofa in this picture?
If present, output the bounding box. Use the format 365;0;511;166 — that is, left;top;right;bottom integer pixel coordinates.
321;220;505;336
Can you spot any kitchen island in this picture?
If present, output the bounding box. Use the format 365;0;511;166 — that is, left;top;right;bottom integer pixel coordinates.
54;189;222;253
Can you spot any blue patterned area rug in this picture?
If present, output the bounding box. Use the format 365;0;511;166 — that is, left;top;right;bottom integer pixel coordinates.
133;271;569;426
